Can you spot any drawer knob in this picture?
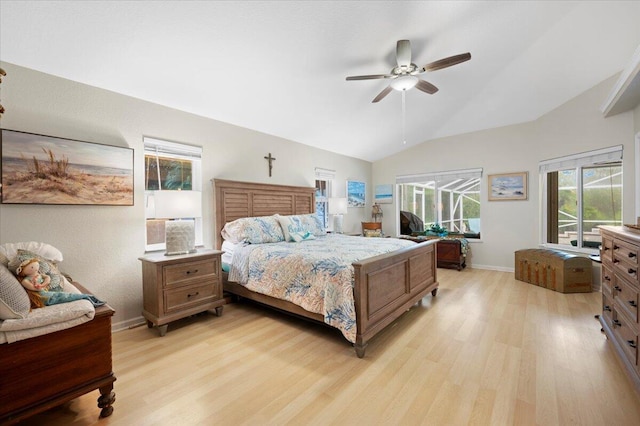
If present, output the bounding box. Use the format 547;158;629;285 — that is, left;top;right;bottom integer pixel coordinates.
604;247;610;251
187;292;200;298
613;319;622;327
613;259;620;264
186;269;199;275
628;268;637;275
628;340;637;349
614;286;622;292
614;245;619;250
629;300;638;308
629;252;637;258
604;305;612;312
604;275;611;281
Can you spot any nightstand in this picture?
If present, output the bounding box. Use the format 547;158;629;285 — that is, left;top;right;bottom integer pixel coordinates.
139;249;224;336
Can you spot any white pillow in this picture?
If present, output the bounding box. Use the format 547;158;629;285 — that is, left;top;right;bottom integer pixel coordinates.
0;242;64;267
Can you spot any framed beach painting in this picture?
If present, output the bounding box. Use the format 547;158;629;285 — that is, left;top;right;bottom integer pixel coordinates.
1;129;134;205
374;184;393;204
347;179;365;207
488;171;528;201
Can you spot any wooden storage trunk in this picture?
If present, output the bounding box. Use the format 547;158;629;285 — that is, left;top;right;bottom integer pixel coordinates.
514;249;592;293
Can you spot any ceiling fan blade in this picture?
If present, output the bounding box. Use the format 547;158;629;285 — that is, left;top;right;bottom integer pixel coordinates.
421;52;471;72
346;74;391;81
415;79;439;94
372;86;393;103
396;40;412;67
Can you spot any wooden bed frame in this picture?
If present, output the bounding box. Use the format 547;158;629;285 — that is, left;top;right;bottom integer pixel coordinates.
214;179;438;357
0;282;115;424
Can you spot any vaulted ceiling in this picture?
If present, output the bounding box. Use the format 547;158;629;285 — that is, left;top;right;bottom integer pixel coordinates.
1;1;639;161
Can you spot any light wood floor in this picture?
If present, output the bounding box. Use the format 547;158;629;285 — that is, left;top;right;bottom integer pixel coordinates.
18;268;640;425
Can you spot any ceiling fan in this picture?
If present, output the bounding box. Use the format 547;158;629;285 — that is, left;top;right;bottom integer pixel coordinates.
346;40;471;103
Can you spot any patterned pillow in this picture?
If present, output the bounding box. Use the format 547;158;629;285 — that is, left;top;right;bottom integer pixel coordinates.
0;241;63;267
290;231;316;242
8;249;65;292
221;216;285;244
364;229;383;237
276;214;325;242
0;263;30;319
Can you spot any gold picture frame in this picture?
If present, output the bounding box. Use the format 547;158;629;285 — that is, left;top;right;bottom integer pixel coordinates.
488;172;528;201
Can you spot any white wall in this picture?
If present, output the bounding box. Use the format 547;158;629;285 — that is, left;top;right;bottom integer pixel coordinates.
373;74;637;270
0;62;371;329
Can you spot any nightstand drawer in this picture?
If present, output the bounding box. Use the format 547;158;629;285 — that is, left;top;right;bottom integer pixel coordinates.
164;283;216;313
164;259;218;287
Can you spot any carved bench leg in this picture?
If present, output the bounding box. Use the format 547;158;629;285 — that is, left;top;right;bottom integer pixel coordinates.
215;306;224;317
354;342;367;358
431;288;438;296
97;385;115;418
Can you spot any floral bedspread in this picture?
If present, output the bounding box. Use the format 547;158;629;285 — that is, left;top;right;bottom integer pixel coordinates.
228;234;415;343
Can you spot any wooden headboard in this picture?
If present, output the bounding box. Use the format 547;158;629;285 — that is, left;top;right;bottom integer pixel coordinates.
213;179;316;249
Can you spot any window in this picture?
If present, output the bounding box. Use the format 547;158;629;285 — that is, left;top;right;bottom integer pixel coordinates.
315;168;335;229
541;145;623;250
144;137;203;251
396;168;482;237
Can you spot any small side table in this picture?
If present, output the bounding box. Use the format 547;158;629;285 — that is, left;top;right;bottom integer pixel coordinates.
139;249;225;336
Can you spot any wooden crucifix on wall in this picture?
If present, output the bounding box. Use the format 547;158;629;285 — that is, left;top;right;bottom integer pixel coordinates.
264;152;276;177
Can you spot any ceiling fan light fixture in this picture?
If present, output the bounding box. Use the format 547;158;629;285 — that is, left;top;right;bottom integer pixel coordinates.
390;75;418;91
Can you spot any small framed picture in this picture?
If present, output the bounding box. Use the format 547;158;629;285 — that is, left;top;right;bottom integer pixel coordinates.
347;180;365;207
374;184;393;204
488;172;528;201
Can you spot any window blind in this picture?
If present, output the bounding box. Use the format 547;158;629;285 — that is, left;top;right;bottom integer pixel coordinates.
539;145;623;173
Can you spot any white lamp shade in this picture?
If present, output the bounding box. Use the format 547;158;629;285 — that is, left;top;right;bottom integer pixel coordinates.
328;197;348;215
153;190;202;219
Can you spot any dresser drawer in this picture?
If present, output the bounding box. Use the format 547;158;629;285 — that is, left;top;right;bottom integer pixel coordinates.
612;256;638;285
164;282;216;313
612;310;638;368
613;238;638;267
613;275;639;323
601;236;614;263
602;264;614;297
602;293;614;326
164;259;218;287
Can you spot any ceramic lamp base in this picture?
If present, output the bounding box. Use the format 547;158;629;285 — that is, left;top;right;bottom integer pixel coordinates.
165;219;196;256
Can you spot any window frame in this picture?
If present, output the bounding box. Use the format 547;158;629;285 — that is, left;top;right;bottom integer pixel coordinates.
540;145;623;253
396;168;482;238
315;167;335;230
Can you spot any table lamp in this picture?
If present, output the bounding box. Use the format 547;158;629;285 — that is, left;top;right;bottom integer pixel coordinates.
153;190;202;255
328;197;348;233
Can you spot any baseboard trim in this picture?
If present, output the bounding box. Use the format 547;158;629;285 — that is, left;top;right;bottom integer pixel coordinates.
468;264;514;273
112;316;145;333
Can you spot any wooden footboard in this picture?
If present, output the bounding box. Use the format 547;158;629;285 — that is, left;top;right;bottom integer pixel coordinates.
352;239;438;357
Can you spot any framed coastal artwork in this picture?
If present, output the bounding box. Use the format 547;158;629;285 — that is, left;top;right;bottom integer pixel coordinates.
347;179;365;207
1;129;134;205
488;171;528;201
374;184;393;204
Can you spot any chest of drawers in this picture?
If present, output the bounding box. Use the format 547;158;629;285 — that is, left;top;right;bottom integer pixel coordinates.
599;226;640;390
139;249;224;336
